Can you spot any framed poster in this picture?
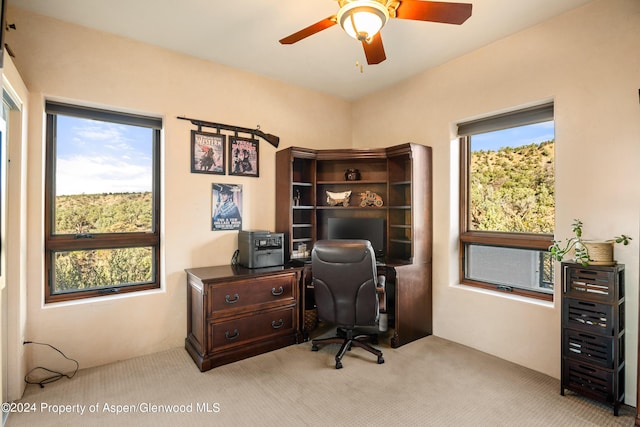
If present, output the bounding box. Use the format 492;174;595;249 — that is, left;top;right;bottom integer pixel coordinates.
212;183;242;231
191;130;225;174
228;136;259;177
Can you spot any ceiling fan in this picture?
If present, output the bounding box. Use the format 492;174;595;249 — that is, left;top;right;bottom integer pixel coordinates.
279;0;472;65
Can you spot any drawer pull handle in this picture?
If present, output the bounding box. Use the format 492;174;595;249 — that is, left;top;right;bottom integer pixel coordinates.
225;293;240;304
271;286;284;296
225;329;240;340
271;319;284;329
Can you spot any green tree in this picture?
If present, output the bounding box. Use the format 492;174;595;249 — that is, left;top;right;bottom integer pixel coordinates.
470;141;554;233
53;192;154;292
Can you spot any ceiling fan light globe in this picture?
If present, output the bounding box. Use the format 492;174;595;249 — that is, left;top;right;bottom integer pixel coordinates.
337;1;389;41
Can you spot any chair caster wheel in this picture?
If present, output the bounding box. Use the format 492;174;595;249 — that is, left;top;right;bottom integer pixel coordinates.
311;344;319;352
377;356;384;364
335;361;343;369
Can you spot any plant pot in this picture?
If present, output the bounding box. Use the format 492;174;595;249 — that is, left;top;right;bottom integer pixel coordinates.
583;241;615;265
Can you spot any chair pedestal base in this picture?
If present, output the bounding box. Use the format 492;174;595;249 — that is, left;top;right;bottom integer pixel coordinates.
311;328;384;369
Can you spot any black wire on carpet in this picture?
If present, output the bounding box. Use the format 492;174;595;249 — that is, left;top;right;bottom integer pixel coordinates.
23;341;79;388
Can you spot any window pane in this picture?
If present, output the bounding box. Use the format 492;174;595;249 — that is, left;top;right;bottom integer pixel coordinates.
464;244;554;294
52;247;154;294
469;121;554;233
45;102;161;303
53;115;154;234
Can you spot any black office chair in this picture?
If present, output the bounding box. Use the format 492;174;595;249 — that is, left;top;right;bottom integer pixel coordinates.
310;239;385;369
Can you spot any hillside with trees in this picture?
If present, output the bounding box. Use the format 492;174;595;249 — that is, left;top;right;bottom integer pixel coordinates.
470;141;554;233
53;192;153;292
55;192;153;234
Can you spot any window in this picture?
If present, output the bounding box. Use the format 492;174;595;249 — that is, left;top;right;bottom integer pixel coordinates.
458;103;554;301
44;101;161;303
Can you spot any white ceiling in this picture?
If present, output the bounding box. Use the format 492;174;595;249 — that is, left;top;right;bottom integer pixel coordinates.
8;0;595;100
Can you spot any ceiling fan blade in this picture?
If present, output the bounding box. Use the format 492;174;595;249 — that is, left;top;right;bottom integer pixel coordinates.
395;1;472;25
279;16;337;44
362;33;386;65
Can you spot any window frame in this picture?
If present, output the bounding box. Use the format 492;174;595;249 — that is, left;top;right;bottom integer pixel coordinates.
458;103;554;302
44;101;162;303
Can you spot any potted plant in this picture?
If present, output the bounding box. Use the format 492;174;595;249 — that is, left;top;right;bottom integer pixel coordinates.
549;219;632;266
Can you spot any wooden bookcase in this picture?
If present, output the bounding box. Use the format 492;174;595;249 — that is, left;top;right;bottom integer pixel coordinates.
275;143;432;347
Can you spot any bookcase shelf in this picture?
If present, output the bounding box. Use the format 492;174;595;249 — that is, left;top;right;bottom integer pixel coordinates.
315;206;389;210
292;238;313;243
317;180;386;185
390;238;412;244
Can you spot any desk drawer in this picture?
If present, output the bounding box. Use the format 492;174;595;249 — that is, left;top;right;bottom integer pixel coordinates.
209;272;296;313
209;306;296;352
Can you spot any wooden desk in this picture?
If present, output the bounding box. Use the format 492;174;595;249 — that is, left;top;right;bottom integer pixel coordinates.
301;261;432;348
185;264;303;372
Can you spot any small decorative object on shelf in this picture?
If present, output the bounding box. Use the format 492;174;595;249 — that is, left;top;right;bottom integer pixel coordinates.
359;191;383;207
326;190;351;207
345;168;361;181
291;243;309;259
293;189;301;206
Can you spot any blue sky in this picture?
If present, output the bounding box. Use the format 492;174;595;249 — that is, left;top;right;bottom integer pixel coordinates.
56;116;153;195
53;117;553;195
471;121;554;152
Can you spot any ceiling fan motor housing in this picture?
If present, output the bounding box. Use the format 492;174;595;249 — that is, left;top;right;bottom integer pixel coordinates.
337;0;390;42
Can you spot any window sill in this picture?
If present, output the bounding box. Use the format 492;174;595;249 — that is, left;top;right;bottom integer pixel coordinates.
453;282;555;308
41;286;165;309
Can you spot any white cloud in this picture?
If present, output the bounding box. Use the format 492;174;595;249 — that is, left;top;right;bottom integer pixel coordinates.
56;155;152;195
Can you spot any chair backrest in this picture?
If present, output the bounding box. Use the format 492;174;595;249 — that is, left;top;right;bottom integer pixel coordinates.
311;239;378;328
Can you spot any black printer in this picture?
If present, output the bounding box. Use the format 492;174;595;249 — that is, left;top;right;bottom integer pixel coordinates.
237;230;284;268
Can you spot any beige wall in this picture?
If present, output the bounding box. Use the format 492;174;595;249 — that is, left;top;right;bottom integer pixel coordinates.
2;55;30;401
6;7;351;377
353;0;640;404
5;0;640;405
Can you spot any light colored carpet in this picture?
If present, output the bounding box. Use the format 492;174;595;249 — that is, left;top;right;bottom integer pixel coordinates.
5;334;636;427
